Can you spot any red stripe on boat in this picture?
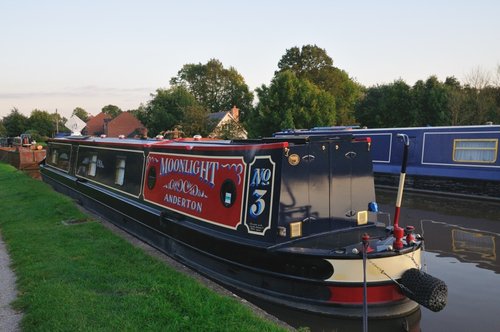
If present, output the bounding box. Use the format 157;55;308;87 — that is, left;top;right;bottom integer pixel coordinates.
328;284;405;304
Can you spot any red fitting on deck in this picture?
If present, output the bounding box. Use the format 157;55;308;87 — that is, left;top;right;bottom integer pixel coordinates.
393;226;404;250
361;233;374;253
405;225;415;244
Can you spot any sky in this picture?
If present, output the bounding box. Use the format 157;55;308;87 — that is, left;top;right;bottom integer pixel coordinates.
1;0;499;120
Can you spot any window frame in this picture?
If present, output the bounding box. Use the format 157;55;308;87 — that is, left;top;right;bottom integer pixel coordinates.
88;154;98;177
452;139;498;163
114;156;127;186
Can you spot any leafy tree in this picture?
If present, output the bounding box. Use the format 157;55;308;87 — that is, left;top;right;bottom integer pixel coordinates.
355;80;415;128
0;120;6;137
443;76;467;126
170;59;254;116
277;45;333;76
141;86;201;136
28;109;55;137
276;45;362;125
101;105;122;118
50;112;69;134
247;71;336;137
412;76;450;126
72;107;90;122
181;105;210;137
3;108;28;137
24;129;42;142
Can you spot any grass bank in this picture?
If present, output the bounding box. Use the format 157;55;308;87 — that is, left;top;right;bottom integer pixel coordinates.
0;164;285;331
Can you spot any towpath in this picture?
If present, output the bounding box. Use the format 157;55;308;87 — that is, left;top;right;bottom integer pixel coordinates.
0;232;22;332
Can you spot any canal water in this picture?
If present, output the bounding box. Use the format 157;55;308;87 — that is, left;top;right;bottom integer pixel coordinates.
247;190;500;331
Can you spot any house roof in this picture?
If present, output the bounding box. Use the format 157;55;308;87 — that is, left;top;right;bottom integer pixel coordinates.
207;111;229;122
106;112;145;137
85;112;112;135
84;111;146;137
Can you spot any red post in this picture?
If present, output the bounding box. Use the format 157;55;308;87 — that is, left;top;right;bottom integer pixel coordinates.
393;134;409;228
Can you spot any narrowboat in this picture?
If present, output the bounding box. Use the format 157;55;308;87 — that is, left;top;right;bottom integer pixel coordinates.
0;134;46;178
275;125;500;199
40;133;446;318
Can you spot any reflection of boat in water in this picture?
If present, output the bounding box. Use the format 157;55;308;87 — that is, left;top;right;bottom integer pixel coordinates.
420;220;499;274
243;292;422;332
376;190;500;274
40;132;446;318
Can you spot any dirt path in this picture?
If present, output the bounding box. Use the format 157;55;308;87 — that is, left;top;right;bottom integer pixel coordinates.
0;232;22;332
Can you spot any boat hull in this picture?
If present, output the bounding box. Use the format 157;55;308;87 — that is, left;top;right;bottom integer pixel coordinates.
41;165;420;318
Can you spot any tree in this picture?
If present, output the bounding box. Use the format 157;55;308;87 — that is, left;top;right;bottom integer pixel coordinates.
355;80;415;128
28;109;55;137
72;107;90;122
181;105;210;137
247;71;336;137
141;86;201;136
50;112;69;134
276;45;362;125
462;67;500;124
101;105;122;118
170;59;254;116
412;76;450;126
277;44;333;76
3;108;28;137
0;120;6;137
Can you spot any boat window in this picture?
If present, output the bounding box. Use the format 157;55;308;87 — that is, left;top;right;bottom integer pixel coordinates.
88;154;98;177
51;149;58;164
115;156;126;186
220;179;236;208
58;152;69;169
453;139;498;163
147;166;156;190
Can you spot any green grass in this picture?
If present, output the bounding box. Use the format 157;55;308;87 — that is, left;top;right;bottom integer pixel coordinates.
0;164;285;332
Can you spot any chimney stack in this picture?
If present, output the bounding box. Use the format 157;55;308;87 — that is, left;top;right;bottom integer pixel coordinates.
231;105;240;121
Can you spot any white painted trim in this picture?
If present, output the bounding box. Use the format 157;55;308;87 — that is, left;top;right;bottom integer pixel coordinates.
352;125;500;132
243;155;276;236
354;133;393;163
422;131;500;168
326;249;421;282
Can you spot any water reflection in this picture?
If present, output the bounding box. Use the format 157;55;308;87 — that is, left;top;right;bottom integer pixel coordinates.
249;295;421;332
376;189;500;275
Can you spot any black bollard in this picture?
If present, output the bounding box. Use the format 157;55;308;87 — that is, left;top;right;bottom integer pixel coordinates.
399;268;447;312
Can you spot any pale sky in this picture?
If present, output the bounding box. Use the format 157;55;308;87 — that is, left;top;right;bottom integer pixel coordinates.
1;0;499;119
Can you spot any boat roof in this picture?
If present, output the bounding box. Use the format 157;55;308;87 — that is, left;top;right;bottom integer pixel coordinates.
275;124;500;136
49;133;359;151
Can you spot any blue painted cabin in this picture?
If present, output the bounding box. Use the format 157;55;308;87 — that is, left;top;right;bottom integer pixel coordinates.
275;125;500;198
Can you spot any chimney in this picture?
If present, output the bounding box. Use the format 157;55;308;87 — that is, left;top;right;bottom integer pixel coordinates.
231;106;240;122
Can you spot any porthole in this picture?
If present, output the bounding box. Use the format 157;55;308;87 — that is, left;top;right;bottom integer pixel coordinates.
220;179;236;208
147;166;157;190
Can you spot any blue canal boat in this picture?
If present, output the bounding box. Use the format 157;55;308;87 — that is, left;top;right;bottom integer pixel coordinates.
275;124;500;199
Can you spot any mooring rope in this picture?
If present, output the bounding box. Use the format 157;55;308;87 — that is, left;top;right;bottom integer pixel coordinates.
367;258;417;297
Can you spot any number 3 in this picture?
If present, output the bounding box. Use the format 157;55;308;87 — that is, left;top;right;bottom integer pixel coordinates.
249;189;267;218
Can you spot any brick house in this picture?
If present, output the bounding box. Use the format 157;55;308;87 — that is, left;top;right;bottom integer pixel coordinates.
84;112;111;136
208;106;247;139
84;112;147;138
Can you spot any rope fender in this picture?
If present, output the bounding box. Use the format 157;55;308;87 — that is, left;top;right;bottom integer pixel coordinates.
399;268;447;312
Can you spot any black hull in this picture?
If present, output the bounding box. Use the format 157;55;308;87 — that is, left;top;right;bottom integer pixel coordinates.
375;173;500;200
41;166;419;318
